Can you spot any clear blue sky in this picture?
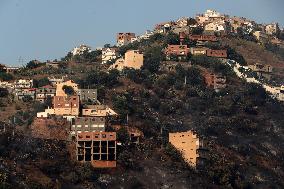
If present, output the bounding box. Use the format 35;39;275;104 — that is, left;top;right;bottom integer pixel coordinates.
0;0;283;66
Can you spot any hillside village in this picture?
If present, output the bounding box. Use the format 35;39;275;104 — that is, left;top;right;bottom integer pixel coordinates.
0;10;284;188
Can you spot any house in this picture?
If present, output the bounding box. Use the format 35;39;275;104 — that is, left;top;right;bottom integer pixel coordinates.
36;107;55;118
164;45;190;60
109;50;143;71
78;89;97;103
265;23;280;35
116;33;136;47
248;63;273;80
190;47;209;55
70;117;106;139
36;85;56;103
76;132;117;168
14;79;33;89
71;44;92;56
206;49;227;58
169;130;207;168
14;88;36;101
53;96;79;116
204;72;226;91
176;17;189;27
253;31;269;44
101;48;118;64
56;80;78;96
82;105;117;117
204;21;228;33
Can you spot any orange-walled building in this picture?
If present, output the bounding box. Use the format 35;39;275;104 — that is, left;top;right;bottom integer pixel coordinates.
56;80;79;96
169;130;207;168
53;96;79;116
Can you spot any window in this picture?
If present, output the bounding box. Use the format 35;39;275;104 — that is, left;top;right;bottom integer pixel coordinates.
102;134;106;138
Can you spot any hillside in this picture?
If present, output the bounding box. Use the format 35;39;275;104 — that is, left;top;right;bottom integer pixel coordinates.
1;11;284;189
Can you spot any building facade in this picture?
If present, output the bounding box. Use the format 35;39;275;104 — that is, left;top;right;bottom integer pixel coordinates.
77;132;117;168
78;89;97;103
169;130;207;168
116;33;136;47
71;117;106;138
109;50;143;71
53;96;79;116
56;80;78;96
36;85;56;103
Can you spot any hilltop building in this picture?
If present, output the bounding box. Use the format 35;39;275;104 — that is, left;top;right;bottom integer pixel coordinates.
109;50;143;71
101;48;118;64
116;33;136;46
71;44;92;56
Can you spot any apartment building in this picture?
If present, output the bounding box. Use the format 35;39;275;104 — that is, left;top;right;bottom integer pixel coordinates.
77;132;117;168
70;117;106;139
101;48;118;64
36;85;56;103
53;96;79;116
78;89;97;103
116;33;136;47
56;80;78;96
206;49;227;58
14;79;33;89
169;130;207;168
265;23;280;35
82;105;117;117
164;45;190;60
204;72;226;91
109;50;143;71
14;88;36;101
188;34;218;42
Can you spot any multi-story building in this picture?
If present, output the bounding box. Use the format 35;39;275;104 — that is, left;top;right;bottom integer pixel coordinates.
82;105;117;117
109;50;143;71
36;85;56;103
206;49;227;58
70;117;106;139
3;66;19;73
14;88;36;101
204;72;226;91
248;63;273;80
56;80;78;96
53;96;79;116
116;33;136;47
14;79;33;89
101;48;118;64
164;45;190;60
78;89;97;103
169;130;207;168
76;132;117;168
175;17;189;27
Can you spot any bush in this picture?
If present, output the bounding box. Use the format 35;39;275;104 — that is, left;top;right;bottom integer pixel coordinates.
0;88;8;97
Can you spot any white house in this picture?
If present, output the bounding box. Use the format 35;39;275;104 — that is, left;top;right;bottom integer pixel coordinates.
101;48;118;64
71;44;92;56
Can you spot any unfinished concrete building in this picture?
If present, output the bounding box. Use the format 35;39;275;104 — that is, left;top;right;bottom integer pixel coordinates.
77;132;117;168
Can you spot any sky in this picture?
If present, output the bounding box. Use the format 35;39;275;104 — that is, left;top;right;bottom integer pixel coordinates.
0;0;284;66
